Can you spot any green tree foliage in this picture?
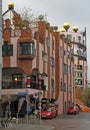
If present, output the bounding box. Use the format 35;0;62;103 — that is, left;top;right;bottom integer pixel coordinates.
78;87;90;107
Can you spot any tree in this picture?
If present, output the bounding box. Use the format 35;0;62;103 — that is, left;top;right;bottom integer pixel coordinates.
17;6;35;22
17;6;47;29
78;87;90;107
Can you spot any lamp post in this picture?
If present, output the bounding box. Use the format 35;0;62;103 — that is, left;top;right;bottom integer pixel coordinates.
26;89;29;124
0;0;2;99
38;73;42;126
8;95;11;118
38;91;42;126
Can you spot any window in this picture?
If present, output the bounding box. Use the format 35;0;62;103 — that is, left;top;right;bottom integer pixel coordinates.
71;66;74;76
68;66;71;74
46;37;50;48
30;75;38;89
78;36;81;42
78;79;83;85
83;40;85;45
52;40;55;50
19;42;36;55
42;51;48;62
51;78;55;91
71;49;74;54
60;46;63;57
63;83;66;92
67;50;70;59
50;57;55;67
69;85;72;93
2;44;13;56
78;72;82;78
12;74;22;82
78;65;82;70
64;63;68;74
77;49;81;55
12;74;22;88
73;37;75;42
64;50;66;55
67;34;72;41
60;81;63;91
41;79;46;90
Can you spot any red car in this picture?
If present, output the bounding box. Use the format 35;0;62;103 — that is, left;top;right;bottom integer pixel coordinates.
40;107;57;119
67;106;79;114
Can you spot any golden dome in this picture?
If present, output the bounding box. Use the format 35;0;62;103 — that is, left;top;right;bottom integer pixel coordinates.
8;1;14;6
58;27;66;32
73;26;78;32
63;22;70;31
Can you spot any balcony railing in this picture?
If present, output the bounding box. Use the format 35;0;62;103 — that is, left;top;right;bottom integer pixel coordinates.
2;81;46;90
71;49;87;60
18;49;36;60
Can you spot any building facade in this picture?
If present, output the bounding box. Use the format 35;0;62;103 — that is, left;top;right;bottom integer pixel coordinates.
60;24;87;101
2;2;87;114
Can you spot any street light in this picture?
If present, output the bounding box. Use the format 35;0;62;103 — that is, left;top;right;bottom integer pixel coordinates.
7;95;11;118
26;89;29;124
38;91;42;126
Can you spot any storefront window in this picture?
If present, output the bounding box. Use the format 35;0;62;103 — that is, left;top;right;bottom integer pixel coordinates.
12;74;22;88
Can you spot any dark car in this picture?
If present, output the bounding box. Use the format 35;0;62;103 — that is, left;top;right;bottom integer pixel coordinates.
40;107;57;119
67;106;79;114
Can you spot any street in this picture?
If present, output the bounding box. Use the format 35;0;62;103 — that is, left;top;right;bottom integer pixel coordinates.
41;112;90;130
1;112;90;130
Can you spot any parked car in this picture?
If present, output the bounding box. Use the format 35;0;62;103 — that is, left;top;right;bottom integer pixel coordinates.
67;106;79;114
40;107;57;119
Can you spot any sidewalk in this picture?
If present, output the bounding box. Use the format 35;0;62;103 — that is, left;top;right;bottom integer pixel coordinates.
0;114;55;130
0;124;54;130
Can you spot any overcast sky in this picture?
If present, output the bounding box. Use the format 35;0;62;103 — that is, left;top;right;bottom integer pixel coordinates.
2;0;90;79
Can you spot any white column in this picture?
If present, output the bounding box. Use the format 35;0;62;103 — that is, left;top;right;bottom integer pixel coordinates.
0;1;2;99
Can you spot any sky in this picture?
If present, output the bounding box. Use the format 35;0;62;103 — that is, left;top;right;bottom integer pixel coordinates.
2;0;90;79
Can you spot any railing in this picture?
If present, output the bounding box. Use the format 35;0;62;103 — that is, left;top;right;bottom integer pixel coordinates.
12;114;39;125
2;82;23;89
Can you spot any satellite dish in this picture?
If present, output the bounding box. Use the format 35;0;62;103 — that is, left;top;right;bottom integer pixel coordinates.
53;26;58;31
39;15;44;21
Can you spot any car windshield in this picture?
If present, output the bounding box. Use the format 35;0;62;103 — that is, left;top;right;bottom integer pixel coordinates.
42;107;52;112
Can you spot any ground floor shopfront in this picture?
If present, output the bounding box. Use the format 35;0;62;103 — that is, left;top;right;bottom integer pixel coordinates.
1;89;57;118
1;67;75;115
1;89;75;117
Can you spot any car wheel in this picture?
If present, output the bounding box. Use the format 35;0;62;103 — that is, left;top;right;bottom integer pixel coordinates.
77;111;79;114
54;114;56;118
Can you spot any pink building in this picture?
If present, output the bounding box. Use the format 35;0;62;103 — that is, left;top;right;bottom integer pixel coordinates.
2;2;87;115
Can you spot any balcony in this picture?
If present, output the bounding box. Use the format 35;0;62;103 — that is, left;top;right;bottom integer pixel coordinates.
75;79;83;86
71;36;86;49
77;65;82;70
71;49;87;61
75;76;83;80
18;51;36;60
18;42;36;60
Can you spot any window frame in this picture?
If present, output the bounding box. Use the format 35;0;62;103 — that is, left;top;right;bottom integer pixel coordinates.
19;42;35;55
